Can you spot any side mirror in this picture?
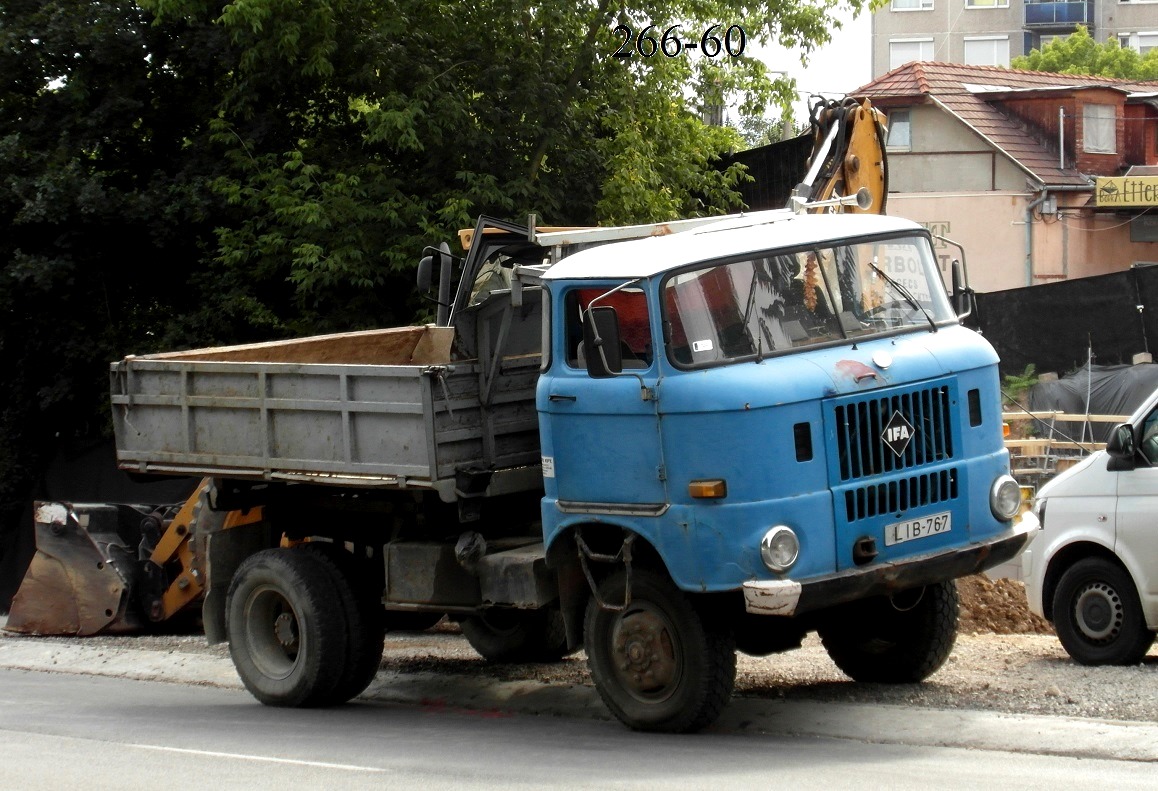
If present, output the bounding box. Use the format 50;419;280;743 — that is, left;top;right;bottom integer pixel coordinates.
1106;423;1138;471
950;259;973;319
417;242;454;326
582;306;623;378
417;255;433;291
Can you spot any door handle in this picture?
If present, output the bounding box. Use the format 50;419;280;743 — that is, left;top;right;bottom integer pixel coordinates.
548;394;577;402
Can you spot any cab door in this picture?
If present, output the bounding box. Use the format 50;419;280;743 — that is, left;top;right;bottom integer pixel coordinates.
539;285;667;508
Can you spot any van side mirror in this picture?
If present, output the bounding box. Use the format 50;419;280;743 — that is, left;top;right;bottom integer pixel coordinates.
1106;423;1138;471
582;306;623;378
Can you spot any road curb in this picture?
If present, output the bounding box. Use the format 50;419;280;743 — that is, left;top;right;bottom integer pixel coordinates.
2;633;1156;762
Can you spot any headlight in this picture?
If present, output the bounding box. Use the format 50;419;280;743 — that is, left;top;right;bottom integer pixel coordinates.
990;475;1022;521
760;526;799;573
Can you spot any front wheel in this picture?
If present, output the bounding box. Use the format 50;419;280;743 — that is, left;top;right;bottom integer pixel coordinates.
584;569;736;733
226;548;349;707
1052;557;1155;666
818;581;958;683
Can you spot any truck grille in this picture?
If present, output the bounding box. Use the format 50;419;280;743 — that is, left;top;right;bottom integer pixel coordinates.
845;468;959;522
833;384;954;482
830;381;960;524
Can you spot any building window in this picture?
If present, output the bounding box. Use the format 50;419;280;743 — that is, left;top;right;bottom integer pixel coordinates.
892;0;934;9
1083;105;1116;154
965;0;1009;7
964;36;1011;66
889;39;935;70
1119;32;1158;54
887;110;912;150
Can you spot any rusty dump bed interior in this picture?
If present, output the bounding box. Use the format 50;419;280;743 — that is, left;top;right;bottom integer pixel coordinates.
131;325;455;366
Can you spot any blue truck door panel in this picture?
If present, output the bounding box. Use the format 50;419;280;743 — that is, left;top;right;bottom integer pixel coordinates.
542;372;666;506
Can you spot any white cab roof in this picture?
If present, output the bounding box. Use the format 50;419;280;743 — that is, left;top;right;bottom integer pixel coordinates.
539;213;925;281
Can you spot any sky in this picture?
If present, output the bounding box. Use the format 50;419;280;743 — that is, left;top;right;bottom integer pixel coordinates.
754;7;873;124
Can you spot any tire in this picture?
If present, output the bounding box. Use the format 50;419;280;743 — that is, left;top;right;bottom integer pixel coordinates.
226;548;349;707
460;607;570;663
819;581;958;683
297;544;386;704
584;569;736;733
1052;557;1156;666
383;611;445;633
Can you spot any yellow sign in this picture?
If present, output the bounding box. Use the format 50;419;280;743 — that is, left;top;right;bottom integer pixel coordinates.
1095;177;1158;207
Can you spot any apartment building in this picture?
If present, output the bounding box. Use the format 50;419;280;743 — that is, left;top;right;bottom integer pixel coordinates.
871;0;1158;78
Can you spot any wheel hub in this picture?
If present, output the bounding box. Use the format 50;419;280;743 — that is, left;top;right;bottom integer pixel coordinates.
613;611;677;696
274;612;299;650
1074;582;1122;643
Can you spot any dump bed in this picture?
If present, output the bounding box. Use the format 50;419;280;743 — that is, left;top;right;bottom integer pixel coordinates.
110;325;541;497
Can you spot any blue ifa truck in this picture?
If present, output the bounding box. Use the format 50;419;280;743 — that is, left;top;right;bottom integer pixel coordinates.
69;205;1034;733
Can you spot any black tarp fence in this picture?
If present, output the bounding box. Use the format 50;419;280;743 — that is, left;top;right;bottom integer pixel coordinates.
1025;363;1158;445
976;267;1158;378
719;133;815;212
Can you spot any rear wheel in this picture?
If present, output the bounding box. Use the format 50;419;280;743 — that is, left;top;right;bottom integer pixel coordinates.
297;543;385;704
584;569;736;733
1052;557;1155;666
819;581;958;683
226;548;348;707
460;607;569;663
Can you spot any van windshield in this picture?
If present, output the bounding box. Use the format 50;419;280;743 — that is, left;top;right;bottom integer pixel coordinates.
662;235;955;367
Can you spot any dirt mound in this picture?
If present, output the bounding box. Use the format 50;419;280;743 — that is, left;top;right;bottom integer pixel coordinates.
957;574;1053;635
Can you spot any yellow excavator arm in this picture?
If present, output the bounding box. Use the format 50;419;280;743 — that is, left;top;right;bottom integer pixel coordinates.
793;97;889;215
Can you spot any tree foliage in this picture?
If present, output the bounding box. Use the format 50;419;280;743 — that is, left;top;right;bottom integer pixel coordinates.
0;0;868;603
1013;26;1158;80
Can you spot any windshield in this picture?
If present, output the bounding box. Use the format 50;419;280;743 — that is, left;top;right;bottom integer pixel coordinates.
662;234;955;367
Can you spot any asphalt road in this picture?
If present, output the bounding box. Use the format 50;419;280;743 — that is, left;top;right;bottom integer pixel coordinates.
4;668;1158;791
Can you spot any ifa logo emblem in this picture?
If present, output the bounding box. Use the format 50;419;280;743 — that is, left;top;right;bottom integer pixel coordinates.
881;411;915;457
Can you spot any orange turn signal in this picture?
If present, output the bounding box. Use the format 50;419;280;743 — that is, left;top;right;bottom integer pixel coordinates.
689;479;728;499
1002;422;1011;438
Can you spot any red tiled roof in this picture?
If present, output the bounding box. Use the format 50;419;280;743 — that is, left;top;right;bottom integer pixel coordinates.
854;62;1158;188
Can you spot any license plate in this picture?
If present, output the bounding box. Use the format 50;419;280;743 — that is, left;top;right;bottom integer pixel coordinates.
884;511;952;547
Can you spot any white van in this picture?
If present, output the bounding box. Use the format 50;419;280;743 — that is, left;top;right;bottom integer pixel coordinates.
1025;394;1158;665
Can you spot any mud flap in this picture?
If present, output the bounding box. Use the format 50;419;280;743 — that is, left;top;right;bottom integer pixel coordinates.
5;502;154;636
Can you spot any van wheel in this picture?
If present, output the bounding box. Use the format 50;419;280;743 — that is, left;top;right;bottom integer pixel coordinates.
1053;557;1155;666
226;548;348;707
819;581;958;682
584;569;735;733
460;607;570;663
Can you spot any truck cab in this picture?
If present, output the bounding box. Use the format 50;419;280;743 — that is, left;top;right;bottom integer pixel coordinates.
536;212;1025;598
523;210;1033;730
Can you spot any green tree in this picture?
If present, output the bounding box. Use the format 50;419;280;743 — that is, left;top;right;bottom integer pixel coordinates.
1013;26;1158;79
0;0;869;607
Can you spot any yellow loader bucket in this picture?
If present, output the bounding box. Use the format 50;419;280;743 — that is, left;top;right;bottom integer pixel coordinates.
6;501;166;636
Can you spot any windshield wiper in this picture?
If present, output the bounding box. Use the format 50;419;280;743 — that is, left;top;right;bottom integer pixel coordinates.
868;261;938;333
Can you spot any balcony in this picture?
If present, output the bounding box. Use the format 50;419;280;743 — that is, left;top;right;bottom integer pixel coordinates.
1023;0;1094;30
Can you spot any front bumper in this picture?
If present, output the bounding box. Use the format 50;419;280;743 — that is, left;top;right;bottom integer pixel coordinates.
742;517;1037;617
